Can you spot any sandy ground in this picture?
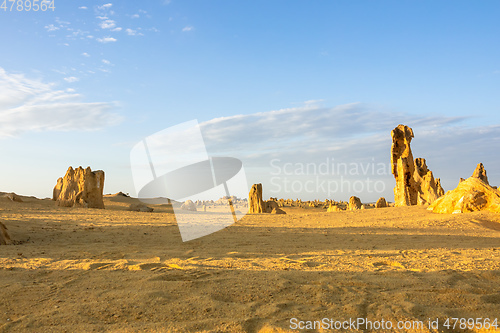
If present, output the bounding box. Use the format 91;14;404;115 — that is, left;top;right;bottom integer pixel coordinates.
0;195;499;332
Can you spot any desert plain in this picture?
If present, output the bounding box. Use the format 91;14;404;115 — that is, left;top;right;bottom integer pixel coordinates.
0;192;499;333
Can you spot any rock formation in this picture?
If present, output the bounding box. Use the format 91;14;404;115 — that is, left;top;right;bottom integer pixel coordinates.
53;177;63;201
180;200;197;211
428;177;500;214
375;197;388;208
129;203;154;212
348;196;362;211
271;207;286;214
327;204;341;212
53;166;105;209
0;222;11;245
391;125;444;206
471;163;489;185
413;158;445;205
265;200;279;213
248;183;264;213
1;193;23;202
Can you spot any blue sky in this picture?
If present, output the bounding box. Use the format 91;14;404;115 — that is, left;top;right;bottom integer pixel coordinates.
0;0;499;202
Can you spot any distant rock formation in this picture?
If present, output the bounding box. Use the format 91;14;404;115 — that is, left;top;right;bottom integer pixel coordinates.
0;222;11;245
348;196;362;211
391;124;444;206
327;204;342;212
271;207;286;214
180;200;197;211
375;197;388;208
248;183;264;213
128;203;154;212
265;200;280;213
53;166;105;209
471;163;489;185
1;193;23;203
428;176;500;214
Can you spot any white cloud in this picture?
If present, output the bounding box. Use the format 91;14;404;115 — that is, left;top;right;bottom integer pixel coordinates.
78;6;87;9
99;19;116;29
125;28;143;36
102;59;111;65
96;36;117;43
45;24;59;32
63;76;79;83
96;16;109;20
0;68;121;138
82;52;90;57
111;27;122;32
99;3;112;10
131;14;139;19
182;26;194;32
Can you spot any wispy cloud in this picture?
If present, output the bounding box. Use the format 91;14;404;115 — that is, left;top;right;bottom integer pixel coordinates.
102;59;111;65
99;19;116;29
98;3;112;10
182;26;194;32
63;76;79;83
82;52;90;57
96;36;117;43
125;28;143;36
44;24;59;32
0;68;121;138
78;6;87;9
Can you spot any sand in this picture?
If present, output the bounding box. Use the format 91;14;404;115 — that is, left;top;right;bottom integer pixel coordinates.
0;195;499;332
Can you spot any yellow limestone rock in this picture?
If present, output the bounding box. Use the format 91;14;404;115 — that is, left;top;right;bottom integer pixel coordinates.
327;203;341;212
428;177;500;214
391;125;444;206
471;163;489;185
54;166;105;209
348;196;362;211
248;183;264;213
375;197;388;208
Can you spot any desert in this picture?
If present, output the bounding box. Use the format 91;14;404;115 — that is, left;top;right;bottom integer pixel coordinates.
1;191;500;332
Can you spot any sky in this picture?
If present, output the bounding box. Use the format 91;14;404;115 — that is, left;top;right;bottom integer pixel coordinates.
0;0;499;202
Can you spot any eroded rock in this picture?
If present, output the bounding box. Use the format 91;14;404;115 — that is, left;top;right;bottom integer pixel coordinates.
248;183;264;213
54;166;105;209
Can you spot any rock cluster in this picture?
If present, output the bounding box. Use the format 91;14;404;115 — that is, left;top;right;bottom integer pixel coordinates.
180;200;197;211
53;166;105;209
391;124;444;206
428;176;500;214
248;184;286;214
327;204;342;212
